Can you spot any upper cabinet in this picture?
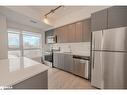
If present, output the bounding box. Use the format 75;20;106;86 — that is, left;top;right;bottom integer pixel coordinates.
54;28;61;43
91;6;127;31
45;6;127;44
108;6;127;29
75;21;83;42
46;19;91;43
68;23;76;43
91;9;108;31
54;26;68;43
61;25;68;43
82;18;91;42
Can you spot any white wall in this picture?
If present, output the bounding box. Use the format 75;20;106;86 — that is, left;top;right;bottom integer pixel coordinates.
0;14;8;59
52;42;90;56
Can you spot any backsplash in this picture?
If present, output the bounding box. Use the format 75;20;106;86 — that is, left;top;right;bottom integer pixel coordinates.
52;42;90;56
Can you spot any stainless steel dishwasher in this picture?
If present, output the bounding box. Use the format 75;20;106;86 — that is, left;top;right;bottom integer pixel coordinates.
73;55;90;79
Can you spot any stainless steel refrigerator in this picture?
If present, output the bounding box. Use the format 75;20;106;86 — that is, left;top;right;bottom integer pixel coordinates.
91;27;127;89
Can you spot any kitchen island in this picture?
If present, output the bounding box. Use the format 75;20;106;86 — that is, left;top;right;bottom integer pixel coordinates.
0;57;49;89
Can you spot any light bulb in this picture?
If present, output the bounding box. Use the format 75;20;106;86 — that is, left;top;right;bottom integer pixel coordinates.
43;16;50;25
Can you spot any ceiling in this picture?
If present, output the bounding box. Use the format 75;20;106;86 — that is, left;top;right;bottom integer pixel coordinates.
0;6;110;31
0;6;52;31
31;6;92;20
31;6;110;28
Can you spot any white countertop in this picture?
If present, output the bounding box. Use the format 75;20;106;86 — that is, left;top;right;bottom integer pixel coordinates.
0;57;49;87
53;51;90;57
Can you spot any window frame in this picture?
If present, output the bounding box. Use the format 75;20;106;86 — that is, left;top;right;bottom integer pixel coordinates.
8;29;21;50
22;31;42;50
7;28;42;58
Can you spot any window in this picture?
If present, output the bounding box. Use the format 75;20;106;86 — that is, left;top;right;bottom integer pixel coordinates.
22;31;42;58
8;31;20;49
8;30;21;58
8;29;42;59
23;32;41;49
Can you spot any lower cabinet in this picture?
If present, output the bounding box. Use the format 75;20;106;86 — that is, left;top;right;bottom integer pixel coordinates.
64;54;74;73
53;53;64;70
53;53;90;79
12;71;48;89
53;53;74;73
58;53;65;70
53;53;59;67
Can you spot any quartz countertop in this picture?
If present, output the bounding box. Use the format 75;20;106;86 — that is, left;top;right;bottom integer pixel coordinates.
53;51;90;57
0;57;49;87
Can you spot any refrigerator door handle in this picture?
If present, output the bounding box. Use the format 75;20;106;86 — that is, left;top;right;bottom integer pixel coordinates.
101;30;104;50
92;52;95;69
92;32;95;50
94;35;95;50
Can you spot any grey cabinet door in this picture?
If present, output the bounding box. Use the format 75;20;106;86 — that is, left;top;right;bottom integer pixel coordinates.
82;18;91;42
58;53;64;70
64;54;73;73
108;6;127;29
53;53;59;68
54;53;64;70
91;9;108;31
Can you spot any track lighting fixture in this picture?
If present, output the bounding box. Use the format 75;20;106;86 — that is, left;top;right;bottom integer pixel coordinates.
44;6;63;19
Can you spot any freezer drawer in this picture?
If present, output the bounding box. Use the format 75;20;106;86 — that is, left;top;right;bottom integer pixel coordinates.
103;27;127;51
91;51;104;88
103;52;127;89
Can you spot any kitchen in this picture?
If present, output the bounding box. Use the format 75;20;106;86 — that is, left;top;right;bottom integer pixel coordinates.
44;6;127;89
0;6;127;89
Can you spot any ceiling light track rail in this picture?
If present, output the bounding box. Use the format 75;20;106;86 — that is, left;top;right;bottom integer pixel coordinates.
44;6;63;18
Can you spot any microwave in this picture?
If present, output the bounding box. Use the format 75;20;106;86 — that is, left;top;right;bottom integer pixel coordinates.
47;36;57;44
